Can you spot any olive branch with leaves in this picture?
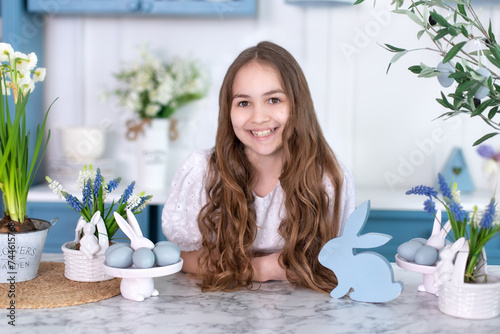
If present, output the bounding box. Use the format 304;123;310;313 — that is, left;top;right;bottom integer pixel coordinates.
355;0;500;145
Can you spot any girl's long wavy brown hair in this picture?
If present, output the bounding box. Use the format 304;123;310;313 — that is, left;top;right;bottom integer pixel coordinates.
197;41;344;293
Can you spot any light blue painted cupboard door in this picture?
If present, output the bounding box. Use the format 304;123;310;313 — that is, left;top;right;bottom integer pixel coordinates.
27;0;141;14
27;0;256;16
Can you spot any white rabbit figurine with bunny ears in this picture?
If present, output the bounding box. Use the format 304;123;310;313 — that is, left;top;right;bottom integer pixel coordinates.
113;209;155;250
78;211;102;260
319;201;403;303
112;209;158;301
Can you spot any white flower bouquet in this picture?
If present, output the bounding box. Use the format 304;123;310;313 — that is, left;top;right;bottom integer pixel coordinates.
109;45;208;119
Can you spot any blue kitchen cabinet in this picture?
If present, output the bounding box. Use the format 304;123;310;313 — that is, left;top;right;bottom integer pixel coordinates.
27;0;256;16
27;202;151;253
363;210;500;265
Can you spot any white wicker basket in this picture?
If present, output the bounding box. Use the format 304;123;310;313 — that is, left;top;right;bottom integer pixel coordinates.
438;243;500;319
61;214;113;282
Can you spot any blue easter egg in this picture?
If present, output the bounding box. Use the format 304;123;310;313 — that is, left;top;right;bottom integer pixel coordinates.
153;243;181;266
474;67;491;100
106;245;133;268
105;242;131;257
133;247;155;269
397;240;422;262
437;61;455;88
415;246;438;266
410;237;427;245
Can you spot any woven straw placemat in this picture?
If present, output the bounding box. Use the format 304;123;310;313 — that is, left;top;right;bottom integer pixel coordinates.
0;262;121;309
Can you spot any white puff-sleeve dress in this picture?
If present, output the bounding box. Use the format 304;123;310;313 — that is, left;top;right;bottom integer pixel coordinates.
162;149;356;252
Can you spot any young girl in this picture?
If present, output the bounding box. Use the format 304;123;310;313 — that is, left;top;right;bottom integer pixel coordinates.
162;41;355;293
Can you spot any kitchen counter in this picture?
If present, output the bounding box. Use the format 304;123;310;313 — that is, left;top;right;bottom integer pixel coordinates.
2;254;499;334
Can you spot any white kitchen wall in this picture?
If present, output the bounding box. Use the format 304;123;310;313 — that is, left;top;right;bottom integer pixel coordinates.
42;0;500;194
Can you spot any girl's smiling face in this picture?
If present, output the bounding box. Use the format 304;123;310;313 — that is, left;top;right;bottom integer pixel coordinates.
230;61;290;163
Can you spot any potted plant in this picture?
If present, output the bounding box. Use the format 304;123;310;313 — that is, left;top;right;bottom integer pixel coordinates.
406;174;500;318
106;45;209;189
0;42;53;283
46;165;153;282
355;0;500;146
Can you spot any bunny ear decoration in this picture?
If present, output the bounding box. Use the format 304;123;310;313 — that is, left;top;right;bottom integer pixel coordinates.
74;216;87;244
126;209;143;237
343;200;370;237
113;212;137;242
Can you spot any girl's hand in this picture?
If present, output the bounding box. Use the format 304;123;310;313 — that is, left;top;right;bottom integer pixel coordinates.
251;252;288;282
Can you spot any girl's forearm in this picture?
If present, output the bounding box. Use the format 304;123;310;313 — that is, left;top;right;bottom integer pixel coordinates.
180;249;204;274
180;250;288;282
252;252;288;282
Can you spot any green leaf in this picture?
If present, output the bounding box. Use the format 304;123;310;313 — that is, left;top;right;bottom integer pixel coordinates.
392;9;423;26
408;65;422;74
430;10;451;28
417;29;425;40
448;72;469;80
443;41;467;63
433;28;450;41
471;99;493;117
353;0;365;5
383;43;406;53
408;1;427;9
488;106;498;120
460;26;469;38
436;92;455;110
457;4;467;17
488;44;500;62
387;51;408;73
473;133;499;146
488;19;496;44
456;80;476;94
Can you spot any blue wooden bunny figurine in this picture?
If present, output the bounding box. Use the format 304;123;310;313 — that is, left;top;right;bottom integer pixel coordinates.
318;201;403;302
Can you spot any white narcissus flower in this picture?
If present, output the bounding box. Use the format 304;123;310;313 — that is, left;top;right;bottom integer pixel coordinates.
21;81;35;95
33;68;46;82
17;70;32;86
0;42;14;62
13;51;29;72
27;52;38;71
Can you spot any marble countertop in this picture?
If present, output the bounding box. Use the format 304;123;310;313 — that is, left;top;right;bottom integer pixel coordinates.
2;254;499;334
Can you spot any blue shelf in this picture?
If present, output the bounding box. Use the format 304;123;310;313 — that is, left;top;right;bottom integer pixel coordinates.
27;0;257;16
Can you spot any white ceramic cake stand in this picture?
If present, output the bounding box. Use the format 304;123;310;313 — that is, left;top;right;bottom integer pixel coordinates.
395;255;438;296
103;259;183;301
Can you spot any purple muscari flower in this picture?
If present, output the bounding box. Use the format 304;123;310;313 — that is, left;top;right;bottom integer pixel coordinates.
480;198;497;229
477;144;496;159
437;173;453;199
107;177;121;192
120;181;135;204
62;191;83;212
406;185;438;198
449;201;467;222
82;179;92;208
423;197;437;215
93;168;103;198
